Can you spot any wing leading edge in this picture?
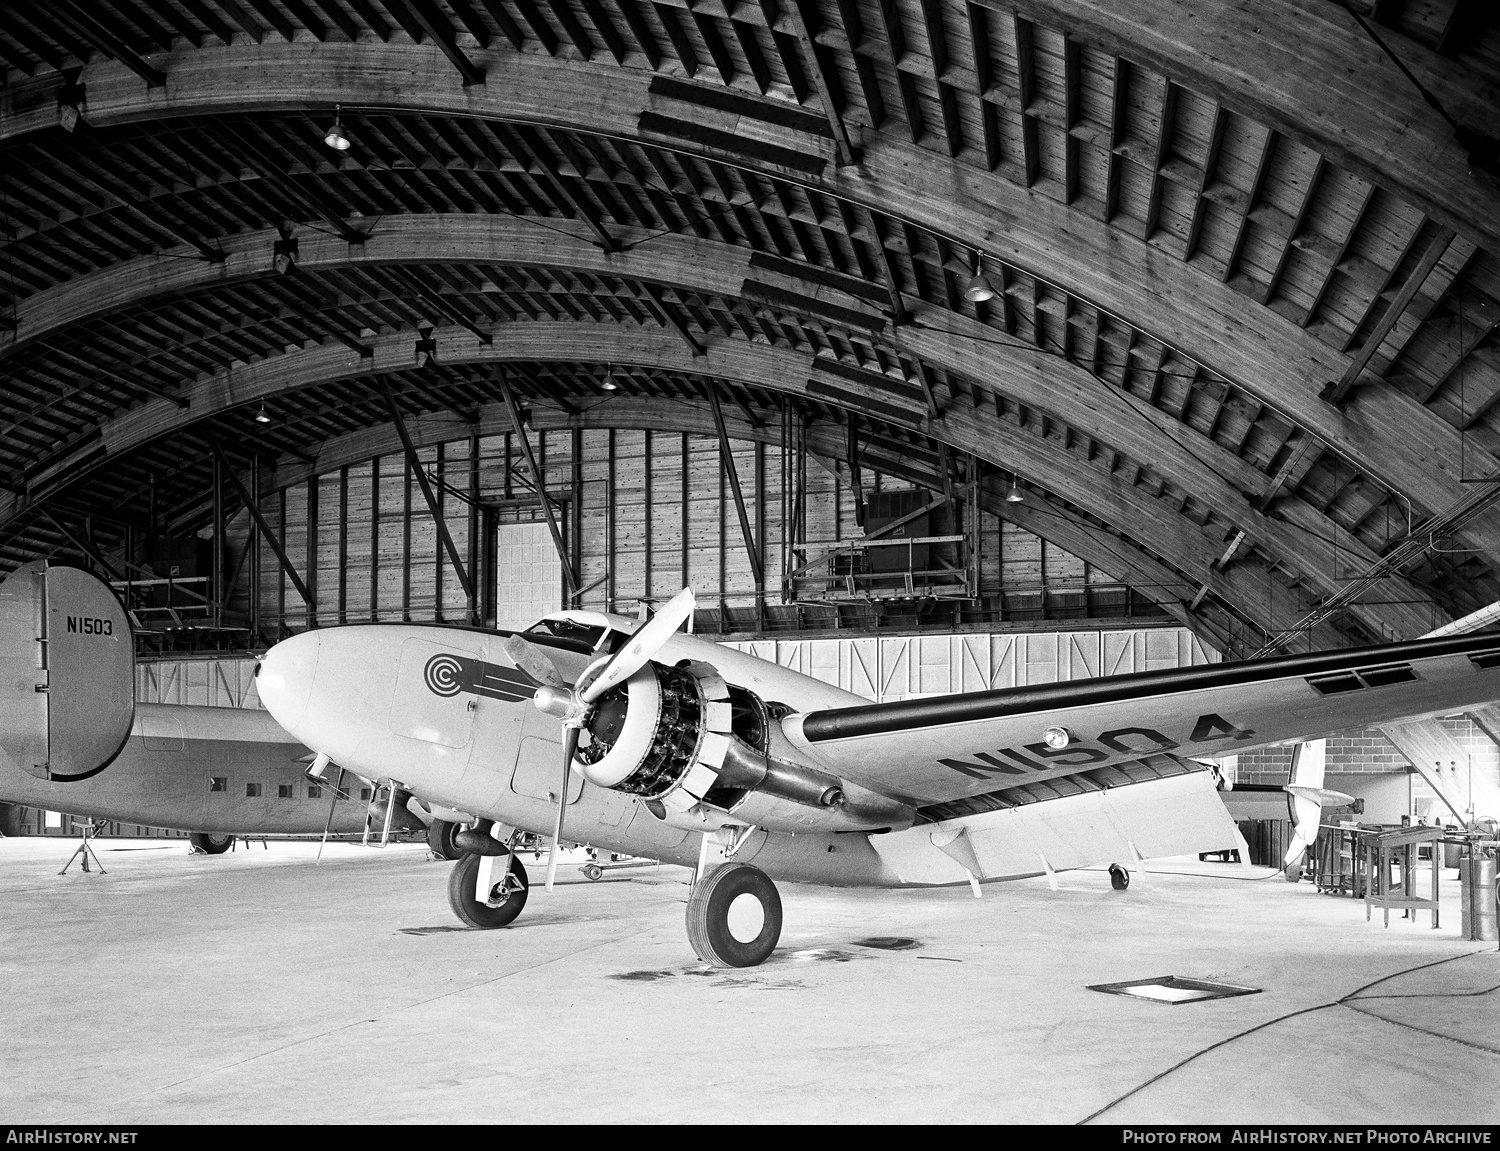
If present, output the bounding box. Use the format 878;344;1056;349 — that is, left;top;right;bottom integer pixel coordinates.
781;632;1500;806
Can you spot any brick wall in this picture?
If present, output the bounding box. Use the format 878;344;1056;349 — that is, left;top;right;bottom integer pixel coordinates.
1236;719;1500;821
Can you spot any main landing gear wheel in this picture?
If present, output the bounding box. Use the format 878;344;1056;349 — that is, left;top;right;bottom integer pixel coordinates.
189;832;232;855
448;852;529;929
426;819;464;861
1109;864;1130;890
581;863;604;882
1284;862;1304;883
686;863;783;968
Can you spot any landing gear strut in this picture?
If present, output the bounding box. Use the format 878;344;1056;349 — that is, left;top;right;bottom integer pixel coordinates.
1109;863;1130;890
447;851;529;928
686;863;783;968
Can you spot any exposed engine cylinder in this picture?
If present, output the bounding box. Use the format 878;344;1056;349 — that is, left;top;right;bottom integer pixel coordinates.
576;662;712;801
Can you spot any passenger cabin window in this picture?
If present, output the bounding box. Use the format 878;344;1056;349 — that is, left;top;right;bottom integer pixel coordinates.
307;785;322;799
245;783;262;797
277;785;293;798
360;788;371;801
209;777;226;792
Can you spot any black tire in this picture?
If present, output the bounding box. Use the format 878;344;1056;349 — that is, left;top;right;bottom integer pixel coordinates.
190;832;233;855
1109;864;1130;891
447;852;529;929
1284;862;1304;883
426;819;464;861
686;863;783;968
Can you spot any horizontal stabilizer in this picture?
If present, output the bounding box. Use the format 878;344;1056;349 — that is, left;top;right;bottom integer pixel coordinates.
1285;784;1355;808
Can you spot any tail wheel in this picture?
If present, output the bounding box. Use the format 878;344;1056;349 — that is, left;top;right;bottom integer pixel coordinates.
686;863;783;968
189;832;233;855
1109;863;1130;890
426;819;464;861
447;852;529;929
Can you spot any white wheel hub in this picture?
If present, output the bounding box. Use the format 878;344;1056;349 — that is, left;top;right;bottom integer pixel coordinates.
725;891;765;943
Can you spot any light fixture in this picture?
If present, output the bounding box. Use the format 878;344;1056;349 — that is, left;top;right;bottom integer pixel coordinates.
323;105;352;152
963;250;995;303
254;403;271;424
1005;477;1024;503
1042;726;1073;750
601;364;618;391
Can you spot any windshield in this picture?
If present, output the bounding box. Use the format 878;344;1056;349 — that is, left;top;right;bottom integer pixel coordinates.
525;618;609;649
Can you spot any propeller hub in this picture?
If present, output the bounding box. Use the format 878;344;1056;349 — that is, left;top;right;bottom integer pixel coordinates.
533;684;579;721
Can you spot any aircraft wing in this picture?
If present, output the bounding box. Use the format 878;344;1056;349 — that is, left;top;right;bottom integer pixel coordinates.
780;632;1500;807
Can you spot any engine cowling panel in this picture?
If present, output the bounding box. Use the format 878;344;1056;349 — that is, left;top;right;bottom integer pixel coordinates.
574;659;914;832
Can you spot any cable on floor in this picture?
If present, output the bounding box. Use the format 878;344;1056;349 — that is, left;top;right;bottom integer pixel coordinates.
1077;948;1491;1125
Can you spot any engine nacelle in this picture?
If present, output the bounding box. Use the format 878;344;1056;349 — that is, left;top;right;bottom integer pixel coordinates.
575;660;914;833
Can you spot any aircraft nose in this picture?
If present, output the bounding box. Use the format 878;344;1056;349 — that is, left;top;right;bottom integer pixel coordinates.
256;631;320;734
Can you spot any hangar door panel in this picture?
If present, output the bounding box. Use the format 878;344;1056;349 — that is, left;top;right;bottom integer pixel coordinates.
495;522;561;632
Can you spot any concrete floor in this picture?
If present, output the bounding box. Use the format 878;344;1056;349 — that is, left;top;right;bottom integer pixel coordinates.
2;835;1496;1125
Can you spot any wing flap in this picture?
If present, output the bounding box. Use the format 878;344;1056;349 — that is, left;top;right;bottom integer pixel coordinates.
784;632;1500;806
868;769;1238;885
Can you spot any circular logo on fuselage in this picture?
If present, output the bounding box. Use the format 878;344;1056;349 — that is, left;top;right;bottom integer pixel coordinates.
424;654;466;697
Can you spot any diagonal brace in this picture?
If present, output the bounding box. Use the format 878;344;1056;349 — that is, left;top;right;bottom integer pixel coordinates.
382;382;475;604
496;368;578;599
707;381;764;589
211;442;316;609
1322;226;1456;407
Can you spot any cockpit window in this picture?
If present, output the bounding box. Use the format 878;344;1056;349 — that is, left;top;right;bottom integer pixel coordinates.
525;618;608;649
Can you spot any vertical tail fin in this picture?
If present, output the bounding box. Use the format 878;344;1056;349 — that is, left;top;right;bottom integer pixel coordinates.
0;561;134;781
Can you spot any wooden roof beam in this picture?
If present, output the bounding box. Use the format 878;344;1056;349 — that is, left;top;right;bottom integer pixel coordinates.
48;0;167;87
784;0;861;169
388;0;486;85
1321;224;1457;408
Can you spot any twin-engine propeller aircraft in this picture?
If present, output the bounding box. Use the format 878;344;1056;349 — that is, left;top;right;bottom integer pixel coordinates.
256;587;1500;968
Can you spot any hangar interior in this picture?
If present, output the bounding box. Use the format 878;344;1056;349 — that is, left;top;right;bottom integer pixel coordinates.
2;0;1499;1126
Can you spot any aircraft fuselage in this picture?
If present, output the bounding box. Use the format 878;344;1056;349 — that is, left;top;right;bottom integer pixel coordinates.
256;622;901;884
0;703;366;836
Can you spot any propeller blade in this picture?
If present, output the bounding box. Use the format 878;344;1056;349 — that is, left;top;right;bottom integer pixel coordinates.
1290;791;1323;853
503;634;570;689
579;587;696;704
544;726;580;891
1283;832;1309;868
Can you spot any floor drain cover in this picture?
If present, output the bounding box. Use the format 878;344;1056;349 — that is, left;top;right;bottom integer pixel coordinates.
1088;976;1261;1004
